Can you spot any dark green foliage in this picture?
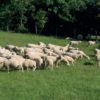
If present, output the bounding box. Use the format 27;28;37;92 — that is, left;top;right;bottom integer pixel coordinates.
0;0;100;36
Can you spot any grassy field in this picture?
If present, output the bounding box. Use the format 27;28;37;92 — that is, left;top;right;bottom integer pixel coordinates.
0;31;100;100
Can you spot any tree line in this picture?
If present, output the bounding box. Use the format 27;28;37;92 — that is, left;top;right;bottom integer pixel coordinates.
0;0;100;38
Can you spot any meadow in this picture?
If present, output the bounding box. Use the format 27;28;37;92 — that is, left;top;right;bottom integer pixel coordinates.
0;31;100;100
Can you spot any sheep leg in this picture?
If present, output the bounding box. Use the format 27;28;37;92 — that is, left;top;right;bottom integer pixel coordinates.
48;61;53;70
20;66;24;72
98;61;100;67
44;60;47;69
56;59;61;68
33;66;36;71
50;65;53;70
71;61;74;65
27;66;29;72
7;65;10;73
66;60;70;66
51;61;54;70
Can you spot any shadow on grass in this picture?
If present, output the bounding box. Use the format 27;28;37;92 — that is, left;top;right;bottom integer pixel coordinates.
84;62;94;66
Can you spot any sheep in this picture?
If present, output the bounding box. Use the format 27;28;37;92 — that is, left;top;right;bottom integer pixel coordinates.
70;40;81;45
38;42;46;47
24;47;37;54
60;55;74;66
0;57;7;69
13;46;26;56
52;48;65;55
26;43;43;49
23;59;36;71
95;49;100;55
47;43;62;50
43;48;57;56
4;55;25;73
88;41;96;46
77;51;90;60
60;44;70;52
68;46;79;51
43;55;61;70
65;52;79;59
65;37;71;40
69;50;90;60
95;49;100;67
5;45;16;51
0;48;16;58
96;54;100;66
63;55;75;65
24;52;44;67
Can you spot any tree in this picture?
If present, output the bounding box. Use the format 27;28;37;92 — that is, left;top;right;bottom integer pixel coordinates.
0;5;12;31
34;9;47;34
11;0;30;32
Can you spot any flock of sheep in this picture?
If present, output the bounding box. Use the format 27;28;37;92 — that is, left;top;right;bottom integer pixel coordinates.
0;40;99;73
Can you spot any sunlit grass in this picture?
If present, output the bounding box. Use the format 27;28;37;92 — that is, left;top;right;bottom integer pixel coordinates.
0;31;99;100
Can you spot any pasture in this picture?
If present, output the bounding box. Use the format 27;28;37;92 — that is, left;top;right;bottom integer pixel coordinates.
0;31;100;100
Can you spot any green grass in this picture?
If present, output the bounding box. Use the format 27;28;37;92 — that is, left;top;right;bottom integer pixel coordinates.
0;31;100;100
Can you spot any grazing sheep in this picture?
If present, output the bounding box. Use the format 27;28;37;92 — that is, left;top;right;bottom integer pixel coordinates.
52;48;65;55
47;43;61;50
60;55;74;66
23;59;36;71
38;42;46;47
88;41;96;46
65;52;79;59
96;54;100;66
43;48;57;56
63;55;75;65
25;52;44;67
44;55;61;70
0;48;16;58
69;50;90;60
65;37;71;40
70;40;81;45
95;49;100;55
27;43;43;49
13;47;26;56
60;44;70;52
5;45;16;51
0;57;7;69
4;55;25;73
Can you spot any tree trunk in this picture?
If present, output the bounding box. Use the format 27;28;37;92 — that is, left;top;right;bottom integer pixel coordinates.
6;22;9;31
35;22;38;34
20;12;23;27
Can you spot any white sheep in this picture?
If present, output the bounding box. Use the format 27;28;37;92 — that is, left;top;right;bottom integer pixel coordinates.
69;50;90;60
25;52;44;67
96;54;100;66
70;40;81;45
52;48;65;55
65;52;79;59
5;45;16;51
47;43;61;50
43;48;57;56
23;59;36;71
63;55;75;65
0;48;16;58
27;43;43;49
4;55;25;73
44;55;61;70
60;44;70;52
38;42;46;47
0;57;7;69
60;55;74;66
95;49;100;55
88;41;96;46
